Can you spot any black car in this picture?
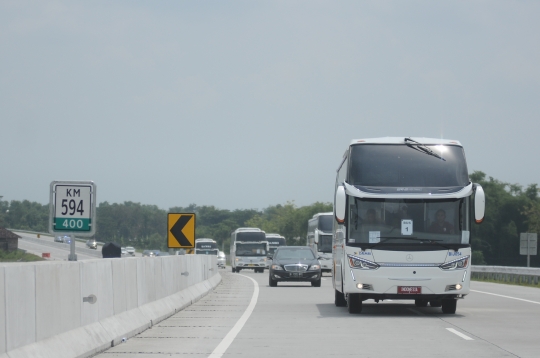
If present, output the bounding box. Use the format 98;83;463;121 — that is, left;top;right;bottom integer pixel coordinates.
269;246;322;287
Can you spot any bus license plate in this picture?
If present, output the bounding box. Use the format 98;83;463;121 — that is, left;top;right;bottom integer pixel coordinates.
398;286;421;294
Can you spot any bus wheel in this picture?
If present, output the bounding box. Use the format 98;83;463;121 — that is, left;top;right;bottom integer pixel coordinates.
429;300;442;307
415;299;428;307
231;267;236;273
311;279;321;287
441;299;457;314
347;293;362;314
335;289;347;307
269;276;278;287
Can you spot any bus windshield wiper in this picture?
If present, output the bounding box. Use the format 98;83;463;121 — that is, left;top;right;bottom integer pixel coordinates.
404;137;446;161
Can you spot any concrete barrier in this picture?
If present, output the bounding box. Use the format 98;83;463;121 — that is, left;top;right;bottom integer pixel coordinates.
471;265;540;285
0;255;220;358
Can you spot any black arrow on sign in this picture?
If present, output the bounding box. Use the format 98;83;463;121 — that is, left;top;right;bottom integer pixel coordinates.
170;215;192;247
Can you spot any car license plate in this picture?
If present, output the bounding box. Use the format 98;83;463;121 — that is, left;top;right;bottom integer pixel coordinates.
398;286;421;294
292;272;301;277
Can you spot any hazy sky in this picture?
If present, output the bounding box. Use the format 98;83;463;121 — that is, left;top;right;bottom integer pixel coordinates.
1;1;539;211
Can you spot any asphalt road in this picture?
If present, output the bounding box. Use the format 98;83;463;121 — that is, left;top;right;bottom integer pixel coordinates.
95;269;540;358
13;231;140;260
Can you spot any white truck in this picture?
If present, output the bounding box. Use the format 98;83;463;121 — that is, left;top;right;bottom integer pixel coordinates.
333;137;485;314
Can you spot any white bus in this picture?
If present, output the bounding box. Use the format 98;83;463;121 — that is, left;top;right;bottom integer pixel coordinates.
195;238;218;256
265;233;287;267
307;213;333;273
230;228;268;273
333;137;485;314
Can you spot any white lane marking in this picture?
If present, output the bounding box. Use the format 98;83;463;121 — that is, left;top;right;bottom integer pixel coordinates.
208;274;259;358
471;290;540;305
446;328;474;340
407;308;424;315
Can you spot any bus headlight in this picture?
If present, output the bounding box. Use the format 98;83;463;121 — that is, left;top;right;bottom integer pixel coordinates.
440;256;470;270
347;255;379;270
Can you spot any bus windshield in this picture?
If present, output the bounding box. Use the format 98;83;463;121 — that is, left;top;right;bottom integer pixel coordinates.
318;215;333;232
236;232;266;242
347;198;470;247
318;234;332;253
349;144;469;188
235;243;267;256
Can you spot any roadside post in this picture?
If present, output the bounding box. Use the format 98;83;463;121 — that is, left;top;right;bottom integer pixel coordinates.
520;233;538;267
49;181;97;261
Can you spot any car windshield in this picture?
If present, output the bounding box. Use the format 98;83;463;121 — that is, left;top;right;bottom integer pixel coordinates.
347;197;471;247
236;243;267;256
275;248;315;260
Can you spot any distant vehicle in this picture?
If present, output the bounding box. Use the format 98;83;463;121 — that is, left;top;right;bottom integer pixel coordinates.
126;247;135;256
86;239;98;249
63;236;71;244
121;247;127;255
54;236;64;243
269;246;321;287
230;228;268;273
157;251;170;256
332;137;485;314
217;251;226;268
195;238;218;255
307;213;333;273
265;233;287;268
142;250;160;257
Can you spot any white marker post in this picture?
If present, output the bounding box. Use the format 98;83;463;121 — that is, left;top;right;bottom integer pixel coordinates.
49;181;97;261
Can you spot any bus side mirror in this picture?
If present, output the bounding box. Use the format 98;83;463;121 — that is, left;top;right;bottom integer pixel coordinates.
474;184;485;224
335;186;346;223
314;231;319;244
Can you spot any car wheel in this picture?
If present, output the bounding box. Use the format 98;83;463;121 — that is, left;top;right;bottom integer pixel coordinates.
269;275;278;287
430;300;442;307
441;299;457;314
347;293;362;314
415;299;428;307
335;289;347;307
311;279;321;287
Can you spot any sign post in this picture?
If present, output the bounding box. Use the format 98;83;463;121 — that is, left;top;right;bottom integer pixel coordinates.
520;233;538;267
49;181;96;261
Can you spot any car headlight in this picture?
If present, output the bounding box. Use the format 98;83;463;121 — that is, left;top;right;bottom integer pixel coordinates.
309;264;321;270
440;256;469;270
347;255;379;270
271;264;283;270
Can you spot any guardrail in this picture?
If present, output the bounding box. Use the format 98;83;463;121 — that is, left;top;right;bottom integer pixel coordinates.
471;265;540;285
0;254;220;358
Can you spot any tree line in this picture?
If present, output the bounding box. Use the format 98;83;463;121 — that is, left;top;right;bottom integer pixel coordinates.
1;171;539;266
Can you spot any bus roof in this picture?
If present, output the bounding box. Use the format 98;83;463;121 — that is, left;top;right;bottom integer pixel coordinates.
233;227;264;233
265;233;285;239
311;212;333;219
349;137;462;147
